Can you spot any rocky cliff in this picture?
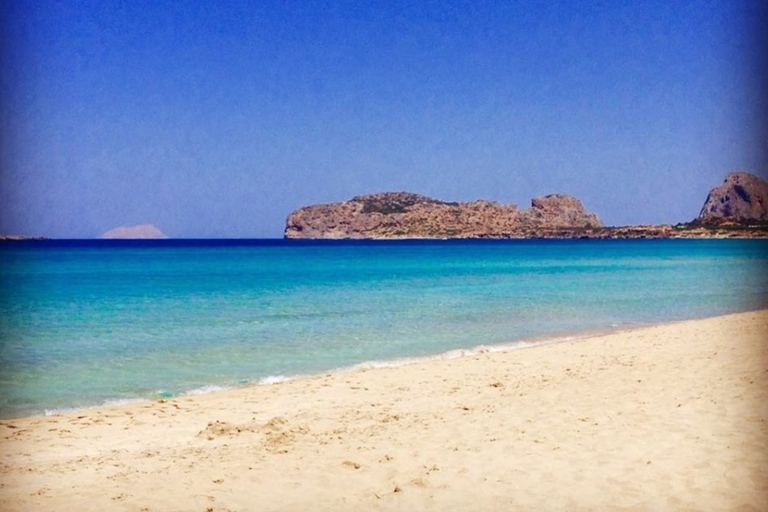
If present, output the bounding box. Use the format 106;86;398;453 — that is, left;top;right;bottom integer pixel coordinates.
285;192;602;239
696;172;768;224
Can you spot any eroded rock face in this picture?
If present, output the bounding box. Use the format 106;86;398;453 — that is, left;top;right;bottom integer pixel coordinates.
697;172;768;224
520;194;602;228
284;192;602;239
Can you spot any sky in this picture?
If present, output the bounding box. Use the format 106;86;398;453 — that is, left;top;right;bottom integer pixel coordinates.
1;0;766;238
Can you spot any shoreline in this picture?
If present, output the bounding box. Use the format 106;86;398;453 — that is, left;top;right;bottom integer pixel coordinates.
10;311;744;421
30;325;607;420
2;309;767;511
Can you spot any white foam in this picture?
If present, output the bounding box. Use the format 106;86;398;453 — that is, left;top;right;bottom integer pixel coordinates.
183;385;231;396
344;357;421;372
44;397;147;417
102;397;147;408
258;374;298;385
330;333;599;377
39;330;619;418
44;406;82;417
322;339;548;378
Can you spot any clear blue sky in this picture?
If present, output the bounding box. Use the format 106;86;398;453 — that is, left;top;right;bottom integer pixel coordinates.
1;0;766;238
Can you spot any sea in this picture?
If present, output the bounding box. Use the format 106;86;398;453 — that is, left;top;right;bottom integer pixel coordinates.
1;238;767;419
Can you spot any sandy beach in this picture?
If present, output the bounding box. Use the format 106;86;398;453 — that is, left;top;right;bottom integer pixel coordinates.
1;310;766;512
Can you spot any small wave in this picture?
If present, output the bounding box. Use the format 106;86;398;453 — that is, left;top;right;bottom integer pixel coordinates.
183;385;232;396
344;357;421;372
44;406;83;417
102;397;148;408
258;374;298;385
44;397;147;417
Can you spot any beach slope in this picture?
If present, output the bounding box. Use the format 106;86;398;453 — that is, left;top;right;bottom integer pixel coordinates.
1;311;767;511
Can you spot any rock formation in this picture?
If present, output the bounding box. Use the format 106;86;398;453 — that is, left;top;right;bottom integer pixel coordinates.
101;224;168;239
519;194;602;228
284;192;602;239
696;172;768;224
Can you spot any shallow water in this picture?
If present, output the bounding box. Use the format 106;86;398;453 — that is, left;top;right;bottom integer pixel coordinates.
1;238;766;418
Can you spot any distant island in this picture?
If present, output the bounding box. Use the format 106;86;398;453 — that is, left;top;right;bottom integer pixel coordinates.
101;224;168;239
285;172;768;239
3;173;766;241
0;235;49;241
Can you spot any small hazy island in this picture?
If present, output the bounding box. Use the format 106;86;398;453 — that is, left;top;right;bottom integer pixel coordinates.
101;224;169;239
0;235;49;241
285;172;768;239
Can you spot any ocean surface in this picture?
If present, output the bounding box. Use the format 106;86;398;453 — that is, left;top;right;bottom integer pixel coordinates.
1;238;767;419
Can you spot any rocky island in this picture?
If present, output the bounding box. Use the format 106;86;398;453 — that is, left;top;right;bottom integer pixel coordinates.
285;172;768;239
0;235;49;241
285;192;601;239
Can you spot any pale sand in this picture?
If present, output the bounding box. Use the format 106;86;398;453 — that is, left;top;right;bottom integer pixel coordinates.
1;311;767;512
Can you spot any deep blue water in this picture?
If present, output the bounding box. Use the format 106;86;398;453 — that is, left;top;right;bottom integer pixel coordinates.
1;238;767;418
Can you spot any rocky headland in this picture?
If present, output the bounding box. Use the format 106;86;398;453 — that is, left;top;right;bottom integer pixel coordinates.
694;172;768;225
285;172;768;239
285;192;602;239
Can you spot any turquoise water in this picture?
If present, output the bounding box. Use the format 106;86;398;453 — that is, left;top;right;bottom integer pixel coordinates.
1;239;767;418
